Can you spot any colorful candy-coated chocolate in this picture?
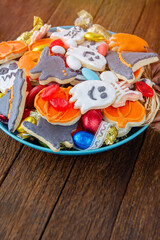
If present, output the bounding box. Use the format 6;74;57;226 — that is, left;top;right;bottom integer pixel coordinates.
73;131;94;149
136;81;154;97
82;109;102;134
42;84;60;100
97;43;108;56
51;46;65;55
17;116;36;133
81;68;100;80
26;85;46;109
66;55;81;70
84;32;104;41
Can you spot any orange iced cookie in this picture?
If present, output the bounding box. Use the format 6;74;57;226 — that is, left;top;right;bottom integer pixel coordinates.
109;33;149;52
35;86;81;125
0;40;28;64
29;38;53;51
103;100;146;129
18;51;41;76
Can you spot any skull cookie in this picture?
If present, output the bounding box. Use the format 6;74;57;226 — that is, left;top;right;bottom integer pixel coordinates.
66;46;106;71
0;60;18;93
69;80;116;114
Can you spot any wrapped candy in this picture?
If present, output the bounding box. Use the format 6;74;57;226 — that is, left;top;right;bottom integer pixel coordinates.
87;24;111;41
74;10;93;29
104;126;118;145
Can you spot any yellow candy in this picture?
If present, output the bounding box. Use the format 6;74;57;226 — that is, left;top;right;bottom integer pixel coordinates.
84;32;104;42
18;132;32;140
0;93;4;98
17;116;36;133
33;44;50;51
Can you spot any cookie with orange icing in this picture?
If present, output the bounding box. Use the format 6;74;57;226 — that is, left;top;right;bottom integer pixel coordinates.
103;100;146;137
109;33;149;52
18;51;41;77
29;38;53;51
0;41;28;64
34;85;81;125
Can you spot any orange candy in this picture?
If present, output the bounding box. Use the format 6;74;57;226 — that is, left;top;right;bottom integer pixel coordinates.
18;51;41;76
34;86;81;125
103;101;146;128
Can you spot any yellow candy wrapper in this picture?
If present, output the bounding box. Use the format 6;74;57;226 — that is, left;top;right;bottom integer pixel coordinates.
17;16;44;45
74;10;93;29
87;24;111;41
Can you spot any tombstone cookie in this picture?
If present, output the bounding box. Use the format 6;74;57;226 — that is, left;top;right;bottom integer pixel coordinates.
22;117;78;152
0;90;11;117
66;46;106;71
50;26;85;44
30;47;77;85
106;51;159;83
69;80;116;114
0;60;18;93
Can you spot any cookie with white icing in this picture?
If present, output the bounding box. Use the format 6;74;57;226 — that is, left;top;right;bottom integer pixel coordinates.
69;80;116;114
106;51;159;83
22;117;78;152
80;40;107;51
66;46;106;71
50;26;85;44
30;47;77;85
100;71;142;107
0;61;18;93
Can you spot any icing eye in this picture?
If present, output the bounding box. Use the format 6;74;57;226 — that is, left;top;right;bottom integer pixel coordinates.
100;92;107;99
95;55;100;59
98;86;106;92
9;62;18;70
88;57;94;61
0;67;9;75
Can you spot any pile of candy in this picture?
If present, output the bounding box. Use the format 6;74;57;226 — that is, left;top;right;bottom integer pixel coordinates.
0;11;159;152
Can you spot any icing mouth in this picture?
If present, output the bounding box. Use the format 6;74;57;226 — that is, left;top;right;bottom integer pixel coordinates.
88;86;97;100
2;72;16;82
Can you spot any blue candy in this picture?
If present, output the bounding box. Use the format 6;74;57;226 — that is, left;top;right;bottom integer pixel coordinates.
82;68;100;80
73;131;94;149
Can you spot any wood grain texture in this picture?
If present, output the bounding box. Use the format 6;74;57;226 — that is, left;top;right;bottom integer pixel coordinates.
0;146;76;240
110;128;160;240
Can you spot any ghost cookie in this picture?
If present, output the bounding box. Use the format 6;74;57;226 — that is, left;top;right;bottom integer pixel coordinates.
0;41;28;64
8;69;27;132
22;117;78;152
30;47;77;85
69;80;116;114
0;61;18;93
106;51;159;83
100;71;142;107
66;46;106;71
50;26;85;44
80;40;107;52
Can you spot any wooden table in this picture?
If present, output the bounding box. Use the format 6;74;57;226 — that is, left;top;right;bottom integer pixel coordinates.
0;0;160;239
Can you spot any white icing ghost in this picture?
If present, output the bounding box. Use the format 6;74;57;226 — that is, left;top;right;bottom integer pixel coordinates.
66;46;106;71
80;40;107;51
50;26;85;44
0;60;19;93
69;80;116;114
100;71;142;108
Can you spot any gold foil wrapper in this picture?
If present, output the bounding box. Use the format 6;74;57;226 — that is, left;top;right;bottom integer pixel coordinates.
0;93;4;98
87;24;111;41
17;116;37;133
104;126;118;145
17;16;44;45
75;10;93;29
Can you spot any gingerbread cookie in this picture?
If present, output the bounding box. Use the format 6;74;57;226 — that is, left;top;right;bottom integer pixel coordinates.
22;117;78;152
50;26;85;44
0;41;28;64
106;51;159;83
69;80;116;114
30;47;77;84
66;46;106;71
100;71;142;107
0;61;18;93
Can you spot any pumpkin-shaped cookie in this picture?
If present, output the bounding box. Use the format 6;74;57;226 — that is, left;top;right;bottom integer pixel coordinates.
34;85;81;125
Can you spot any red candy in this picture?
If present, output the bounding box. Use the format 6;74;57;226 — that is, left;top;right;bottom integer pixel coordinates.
22;109;31;121
136;81;154;97
49;97;71;111
97;43;108;56
42;84;60;100
50;39;65;49
26;76;33;92
26;85;46;109
82;109;103;134
0;114;8;124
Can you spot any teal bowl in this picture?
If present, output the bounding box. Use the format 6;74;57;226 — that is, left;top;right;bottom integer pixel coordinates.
0;26;148;155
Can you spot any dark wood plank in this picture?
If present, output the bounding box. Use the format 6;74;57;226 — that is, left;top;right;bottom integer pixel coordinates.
110;128;160;240
0;130;22;184
110;0;160;239
0;146;76;240
41;1;149;239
